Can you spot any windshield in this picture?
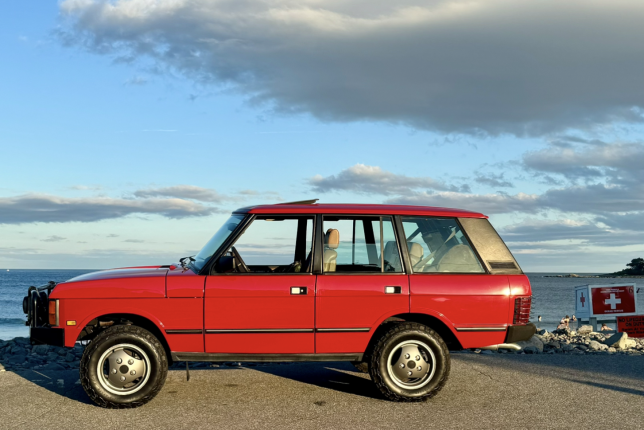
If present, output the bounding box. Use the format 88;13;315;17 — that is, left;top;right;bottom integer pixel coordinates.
192;214;246;272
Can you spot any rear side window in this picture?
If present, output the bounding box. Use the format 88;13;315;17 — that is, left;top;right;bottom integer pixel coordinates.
401;217;485;274
322;216;403;273
458;217;523;274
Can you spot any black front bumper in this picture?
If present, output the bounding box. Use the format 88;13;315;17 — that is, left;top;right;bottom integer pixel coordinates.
30;327;65;347
505;322;537;343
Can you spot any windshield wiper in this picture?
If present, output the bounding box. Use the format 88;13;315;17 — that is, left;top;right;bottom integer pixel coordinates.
179;255;196;268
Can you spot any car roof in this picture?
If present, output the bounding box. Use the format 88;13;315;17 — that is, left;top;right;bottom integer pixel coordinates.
235;203;487;218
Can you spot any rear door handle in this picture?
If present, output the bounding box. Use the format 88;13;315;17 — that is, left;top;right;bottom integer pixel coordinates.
385;286;402;294
291;287;308;295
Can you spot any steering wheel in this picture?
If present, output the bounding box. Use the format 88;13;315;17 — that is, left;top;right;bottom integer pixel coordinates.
230;246;250;273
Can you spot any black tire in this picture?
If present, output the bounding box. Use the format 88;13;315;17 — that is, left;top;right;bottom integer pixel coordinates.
80;325;168;408
369;322;450;402
351;361;369;374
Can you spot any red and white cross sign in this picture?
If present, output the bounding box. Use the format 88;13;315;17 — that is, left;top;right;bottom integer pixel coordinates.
591;285;636;315
575;284;638;319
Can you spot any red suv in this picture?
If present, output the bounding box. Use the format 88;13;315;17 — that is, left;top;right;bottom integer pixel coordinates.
24;201;534;407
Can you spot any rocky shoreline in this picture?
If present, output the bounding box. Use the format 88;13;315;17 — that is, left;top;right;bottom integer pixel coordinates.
470;325;644;355
2;327;643;372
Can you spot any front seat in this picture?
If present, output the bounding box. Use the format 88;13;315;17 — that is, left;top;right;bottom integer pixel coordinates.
437;244;481;272
408;243;424;267
323;228;340;272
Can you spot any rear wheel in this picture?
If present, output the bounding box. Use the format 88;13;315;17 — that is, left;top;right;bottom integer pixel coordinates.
80;325;168;408
369;322;450;402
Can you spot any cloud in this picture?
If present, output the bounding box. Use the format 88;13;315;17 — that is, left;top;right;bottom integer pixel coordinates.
124;75;148;86
523;141;644;181
501;219;644;248
385;191;540;214
0;193;218;224
41;235;66;242
58;0;644;136
133;185;239;203
474;173;514;188
309;164;462;194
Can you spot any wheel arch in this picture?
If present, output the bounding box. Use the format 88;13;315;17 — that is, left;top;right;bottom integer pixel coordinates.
76;313;173;365
365;312;462;358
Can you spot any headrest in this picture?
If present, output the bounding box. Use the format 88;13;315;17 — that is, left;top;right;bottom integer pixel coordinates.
408;242;424;260
325;228;339;249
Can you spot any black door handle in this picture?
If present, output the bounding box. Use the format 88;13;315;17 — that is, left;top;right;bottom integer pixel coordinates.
291;287;308;295
385;286;402;294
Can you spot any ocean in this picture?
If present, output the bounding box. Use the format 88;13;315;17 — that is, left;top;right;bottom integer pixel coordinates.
1;270;642;340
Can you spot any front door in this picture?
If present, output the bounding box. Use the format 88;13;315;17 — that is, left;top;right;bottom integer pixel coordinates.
316;216;409;354
205;215;316;354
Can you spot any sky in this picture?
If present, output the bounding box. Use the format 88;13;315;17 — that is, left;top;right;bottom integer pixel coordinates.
1;0;644;272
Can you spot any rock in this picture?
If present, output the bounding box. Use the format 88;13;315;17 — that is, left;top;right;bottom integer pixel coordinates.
14;338;30;345
562;343;574;352
6;354;27;364
65;352;75;362
589;340;605;351
625;339;637;349
480;349;494;355
603;332;628;349
608;347;616;353
537;329;549;336
577;325;593;335
576;344;588;351
56;348;67;356
32;345;48;355
46;352;59;361
516;335;544;353
546;341;561;349
10;346;25;355
524;346;539;354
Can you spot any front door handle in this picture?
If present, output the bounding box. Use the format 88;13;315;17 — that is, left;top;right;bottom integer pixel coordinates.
291;287;308;295
385;286;402;294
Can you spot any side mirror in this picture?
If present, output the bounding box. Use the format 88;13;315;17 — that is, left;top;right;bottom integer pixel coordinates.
215;255;235;273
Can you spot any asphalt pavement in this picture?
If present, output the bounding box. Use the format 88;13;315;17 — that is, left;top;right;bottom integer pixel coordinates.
1;353;643;429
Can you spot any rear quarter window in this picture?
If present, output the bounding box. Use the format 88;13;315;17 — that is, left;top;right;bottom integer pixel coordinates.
457;218;523;274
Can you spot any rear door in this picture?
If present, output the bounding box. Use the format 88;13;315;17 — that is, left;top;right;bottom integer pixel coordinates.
315;215;409;354
205;215;316;354
402;216;510;348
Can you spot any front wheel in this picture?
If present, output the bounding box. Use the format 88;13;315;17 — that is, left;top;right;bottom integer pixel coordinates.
80;325;168;408
369;322;450;402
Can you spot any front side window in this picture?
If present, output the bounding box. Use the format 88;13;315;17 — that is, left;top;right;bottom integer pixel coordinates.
322;216;402;273
401;217;484;273
215;215;314;273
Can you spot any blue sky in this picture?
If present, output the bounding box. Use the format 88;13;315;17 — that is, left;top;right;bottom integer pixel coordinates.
1;1;644;272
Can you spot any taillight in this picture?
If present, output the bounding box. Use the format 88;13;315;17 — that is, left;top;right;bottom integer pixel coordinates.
513;296;531;325
48;300;59;326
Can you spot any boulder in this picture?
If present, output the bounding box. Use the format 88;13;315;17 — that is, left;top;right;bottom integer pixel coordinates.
603;332;628;349
589;340;607;351
537;329;549;336
516;335;544;353
46;352;59;361
56;348;67;356
10;346;25;355
546;341;561;349
32;345;48;356
608;347;617;353
562;343;574;352
6;354;26;364
576;344;588;351
524;346;539;354
625;339;637;349
14;338;30;345
65;352;75;362
577;325;593;335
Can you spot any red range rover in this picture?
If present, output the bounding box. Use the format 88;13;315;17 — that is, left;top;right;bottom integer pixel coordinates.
24;201;534;407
